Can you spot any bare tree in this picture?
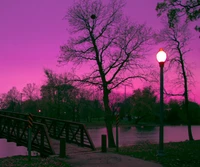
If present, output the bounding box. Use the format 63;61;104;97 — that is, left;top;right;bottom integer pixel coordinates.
0;87;21;111
22;83;40;101
59;0;153;147
156;23;194;140
0;94;8;109
41;69;78;118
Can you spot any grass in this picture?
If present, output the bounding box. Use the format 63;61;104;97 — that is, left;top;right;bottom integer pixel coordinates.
0;156;71;167
1;141;199;167
118;140;200;167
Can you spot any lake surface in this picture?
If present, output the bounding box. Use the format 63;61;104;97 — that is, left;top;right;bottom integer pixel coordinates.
0;139;38;158
88;126;200;147
1;126;200;158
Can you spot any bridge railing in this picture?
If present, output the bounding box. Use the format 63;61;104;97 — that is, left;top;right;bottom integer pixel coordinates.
0;114;55;156
0;111;95;150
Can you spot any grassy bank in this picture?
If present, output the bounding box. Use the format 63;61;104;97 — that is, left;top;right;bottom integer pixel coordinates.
118;140;200;167
0;156;71;167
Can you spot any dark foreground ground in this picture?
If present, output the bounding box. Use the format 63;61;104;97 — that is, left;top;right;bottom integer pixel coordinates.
119;140;200;167
0;156;70;167
0;140;200;167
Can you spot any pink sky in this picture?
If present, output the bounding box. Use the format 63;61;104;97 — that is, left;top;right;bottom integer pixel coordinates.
0;0;200;103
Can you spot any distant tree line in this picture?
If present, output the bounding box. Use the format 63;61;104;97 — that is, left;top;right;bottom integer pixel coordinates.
1;76;200;125
119;86;200;125
0;69;104;122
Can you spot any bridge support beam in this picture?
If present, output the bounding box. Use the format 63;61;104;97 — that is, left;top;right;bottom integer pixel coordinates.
59;136;66;158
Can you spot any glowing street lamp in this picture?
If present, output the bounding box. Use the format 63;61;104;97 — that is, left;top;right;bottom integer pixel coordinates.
156;48;167;156
156;48;167;64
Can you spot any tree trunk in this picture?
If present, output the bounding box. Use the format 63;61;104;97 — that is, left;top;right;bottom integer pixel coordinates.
103;89;116;148
89;30;115;147
184;92;194;140
179;48;194;141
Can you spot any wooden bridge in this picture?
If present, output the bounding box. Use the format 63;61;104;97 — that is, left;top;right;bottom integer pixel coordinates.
0;111;95;157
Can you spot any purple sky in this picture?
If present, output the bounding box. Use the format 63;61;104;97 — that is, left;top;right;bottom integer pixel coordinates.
0;0;200;103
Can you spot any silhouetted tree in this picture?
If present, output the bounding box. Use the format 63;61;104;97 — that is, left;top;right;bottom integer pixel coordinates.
21;83;40;113
0;94;8;110
22;99;38;114
156;23;194;140
156;0;200;32
109;92;124;113
130;87;158;124
0;87;21;111
22;83;39;101
119;97;132;120
92;99;104;120
41;69;77;118
76;88;93;121
166;99;182;125
185;101;200;125
59;0;153;147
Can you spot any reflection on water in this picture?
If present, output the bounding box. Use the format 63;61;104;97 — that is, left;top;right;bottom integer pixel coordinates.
0;139;38;158
88;126;159;147
135;125;156;131
88;126;200;147
120;126;131;131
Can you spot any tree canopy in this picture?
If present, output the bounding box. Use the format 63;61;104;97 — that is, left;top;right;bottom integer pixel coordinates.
59;0;153;147
156;0;200;32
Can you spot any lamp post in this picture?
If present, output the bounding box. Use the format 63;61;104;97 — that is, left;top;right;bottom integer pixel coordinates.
156;48;167;156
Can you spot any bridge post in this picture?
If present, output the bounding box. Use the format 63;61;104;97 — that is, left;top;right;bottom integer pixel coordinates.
7;118;11;141
16;121;19;145
53;121;56;137
28;128;32;161
65;123;69;142
28;113;33;161
81;127;84;147
101;134;107;152
40;128;45;157
59;136;66;158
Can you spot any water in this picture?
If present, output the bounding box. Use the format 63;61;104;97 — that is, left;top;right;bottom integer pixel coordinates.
1;126;200;158
0;139;38;158
88;126;200;147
